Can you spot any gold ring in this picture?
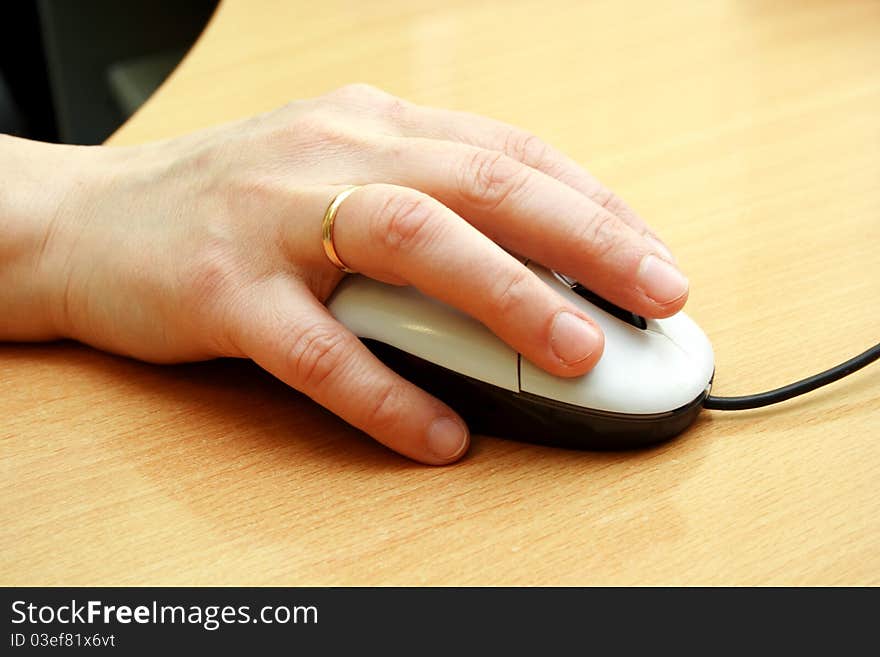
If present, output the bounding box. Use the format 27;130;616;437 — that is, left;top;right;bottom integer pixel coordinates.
321;185;360;274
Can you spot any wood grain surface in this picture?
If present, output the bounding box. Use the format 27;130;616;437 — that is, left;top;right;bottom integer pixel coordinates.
2;0;879;585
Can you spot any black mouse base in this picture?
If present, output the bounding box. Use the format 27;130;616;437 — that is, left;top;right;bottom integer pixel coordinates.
363;339;709;451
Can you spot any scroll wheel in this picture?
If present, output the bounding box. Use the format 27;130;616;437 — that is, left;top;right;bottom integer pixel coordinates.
554;272;648;330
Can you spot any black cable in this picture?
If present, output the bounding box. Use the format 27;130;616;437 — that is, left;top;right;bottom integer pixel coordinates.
703;341;880;411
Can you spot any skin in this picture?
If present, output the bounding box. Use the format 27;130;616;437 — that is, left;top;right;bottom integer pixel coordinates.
0;84;688;465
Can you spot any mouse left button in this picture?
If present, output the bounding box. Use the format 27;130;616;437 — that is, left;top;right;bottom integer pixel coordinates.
550;270;647;330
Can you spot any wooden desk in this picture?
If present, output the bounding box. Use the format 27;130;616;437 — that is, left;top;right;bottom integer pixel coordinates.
3;0;879;585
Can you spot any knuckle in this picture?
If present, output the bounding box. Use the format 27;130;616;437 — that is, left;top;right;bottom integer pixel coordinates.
277;99;307;117
381;96;412;126
179;231;241;310
285;323;351;390
373;190;441;253
288;110;355;146
601;191;637;224
592;184;622;213
459;149;529;211
217;175;293;236
503;129;552;170
225;175;282;211
329;83;410;124
331;82;389;103
176;233;248;355
576;210;620;260
361;381;404;432
490;266;533;317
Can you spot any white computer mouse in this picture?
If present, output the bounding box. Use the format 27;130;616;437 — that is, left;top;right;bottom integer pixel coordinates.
327;261;715;449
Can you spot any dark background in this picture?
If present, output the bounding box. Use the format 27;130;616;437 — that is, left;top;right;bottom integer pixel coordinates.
0;0;217;144
2;586;868;652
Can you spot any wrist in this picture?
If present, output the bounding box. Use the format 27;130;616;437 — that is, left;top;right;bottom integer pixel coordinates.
0;134;104;341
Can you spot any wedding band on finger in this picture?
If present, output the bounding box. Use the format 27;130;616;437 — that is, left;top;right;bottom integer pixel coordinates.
321;185;361;274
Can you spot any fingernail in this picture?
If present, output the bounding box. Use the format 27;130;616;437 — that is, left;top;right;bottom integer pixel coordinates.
550;311;601;365
427;417;468;461
638;254;689;305
646;235;676;263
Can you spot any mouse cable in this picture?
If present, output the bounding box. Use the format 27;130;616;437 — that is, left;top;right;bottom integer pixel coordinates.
703;341;880;411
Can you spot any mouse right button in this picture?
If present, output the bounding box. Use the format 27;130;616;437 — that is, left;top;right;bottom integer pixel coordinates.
523;263;714;415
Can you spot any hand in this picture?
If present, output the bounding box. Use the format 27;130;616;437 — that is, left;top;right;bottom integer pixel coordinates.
4;84;688;464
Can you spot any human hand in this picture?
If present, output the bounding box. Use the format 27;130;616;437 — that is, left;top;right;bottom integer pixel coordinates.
7;84;689;464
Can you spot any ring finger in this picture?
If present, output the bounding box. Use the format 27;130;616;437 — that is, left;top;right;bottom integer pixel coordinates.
293;183;605;377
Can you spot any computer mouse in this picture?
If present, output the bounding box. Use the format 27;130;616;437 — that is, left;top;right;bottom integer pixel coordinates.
326;261;715;449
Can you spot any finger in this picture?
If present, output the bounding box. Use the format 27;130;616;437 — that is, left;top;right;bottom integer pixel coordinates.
298;183;604;377
372;138;689;318
230;275;470;465
391;104;673;255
